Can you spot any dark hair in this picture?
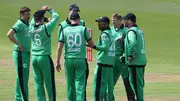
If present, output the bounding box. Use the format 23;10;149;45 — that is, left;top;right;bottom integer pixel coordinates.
70;12;80;20
33;10;46;22
20;7;30;15
131;20;136;23
112;13;122;20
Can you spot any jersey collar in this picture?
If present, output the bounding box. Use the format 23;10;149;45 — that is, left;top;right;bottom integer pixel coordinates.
114;24;124;31
34;24;43;27
20;19;29;26
101;27;110;32
125;24;129;28
70;24;79;26
129;24;138;28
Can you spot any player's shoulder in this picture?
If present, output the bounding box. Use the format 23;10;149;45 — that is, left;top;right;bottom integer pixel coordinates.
104;28;111;34
72;25;86;29
127;28;137;37
74;25;86;31
79;25;86;28
59;19;70;28
123;27;129;32
80;19;86;26
61;20;67;24
59;20;67;26
128;27;137;34
14;19;23;25
12;19;25;32
101;31;110;38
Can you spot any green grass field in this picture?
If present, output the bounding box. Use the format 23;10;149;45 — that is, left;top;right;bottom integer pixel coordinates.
0;0;180;100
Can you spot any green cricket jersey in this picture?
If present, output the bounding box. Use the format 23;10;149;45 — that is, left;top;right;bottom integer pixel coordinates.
12;19;30;51
111;24;128;56
59;24;91;59
96;28;116;65
125;25;147;65
57;18;85;40
29;9;59;55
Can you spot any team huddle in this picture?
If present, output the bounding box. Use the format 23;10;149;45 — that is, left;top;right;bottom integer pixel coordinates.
7;4;147;101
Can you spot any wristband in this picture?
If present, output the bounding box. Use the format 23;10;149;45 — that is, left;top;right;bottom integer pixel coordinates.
92;45;96;49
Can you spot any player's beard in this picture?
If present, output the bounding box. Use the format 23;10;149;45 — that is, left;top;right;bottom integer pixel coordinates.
98;24;104;31
98;26;103;30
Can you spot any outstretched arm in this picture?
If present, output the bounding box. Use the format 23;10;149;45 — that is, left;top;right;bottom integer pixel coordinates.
55;42;64;72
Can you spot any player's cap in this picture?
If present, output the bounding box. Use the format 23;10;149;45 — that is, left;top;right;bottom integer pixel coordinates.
123;13;136;21
122;14;128;20
95;16;110;24
34;10;46;21
70;11;80;20
69;4;80;12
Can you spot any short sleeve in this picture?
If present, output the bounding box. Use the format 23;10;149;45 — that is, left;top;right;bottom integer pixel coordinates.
84;28;91;41
12;22;22;33
58;30;64;43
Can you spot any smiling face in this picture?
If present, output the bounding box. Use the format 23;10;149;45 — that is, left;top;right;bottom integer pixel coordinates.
112;17;122;28
112;13;122;28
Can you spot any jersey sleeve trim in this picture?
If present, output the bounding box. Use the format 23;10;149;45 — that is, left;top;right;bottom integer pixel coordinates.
58;27;65;42
84;27;88;41
11;28;17;33
58;40;64;43
44;25;50;37
86;38;92;42
61;26;65;41
59;24;63;34
99;32;110;44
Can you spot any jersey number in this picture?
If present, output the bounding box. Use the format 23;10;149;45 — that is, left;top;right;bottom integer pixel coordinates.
34;33;41;46
67;33;82;47
109;42;115;51
108;41;116;56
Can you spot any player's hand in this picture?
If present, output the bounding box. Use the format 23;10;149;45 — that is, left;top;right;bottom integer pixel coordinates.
18;44;24;51
86;44;90;47
41;5;50;11
47;18;51;22
128;56;135;63
55;63;61;72
120;56;125;63
115;36;123;42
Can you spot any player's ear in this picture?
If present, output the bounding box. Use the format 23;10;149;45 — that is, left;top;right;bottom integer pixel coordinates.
104;23;108;27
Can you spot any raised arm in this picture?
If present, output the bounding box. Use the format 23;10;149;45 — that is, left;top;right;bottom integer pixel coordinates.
45;9;59;36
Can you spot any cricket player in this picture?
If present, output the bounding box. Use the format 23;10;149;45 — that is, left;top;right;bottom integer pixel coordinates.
57;4;85;40
29;5;59;101
55;12;94;101
7;7;31;101
111;13;135;101
124;13;147;101
92;16;115;101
